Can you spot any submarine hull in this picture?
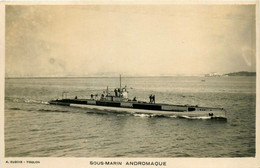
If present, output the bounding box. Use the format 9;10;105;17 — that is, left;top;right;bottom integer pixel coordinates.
49;99;226;119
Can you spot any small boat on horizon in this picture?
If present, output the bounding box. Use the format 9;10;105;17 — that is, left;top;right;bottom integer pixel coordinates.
49;75;226;120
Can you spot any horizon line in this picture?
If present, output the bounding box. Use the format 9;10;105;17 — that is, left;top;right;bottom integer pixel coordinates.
4;71;256;79
5;75;202;79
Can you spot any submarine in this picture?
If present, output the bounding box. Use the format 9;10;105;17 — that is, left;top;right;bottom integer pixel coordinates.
49;75;226;119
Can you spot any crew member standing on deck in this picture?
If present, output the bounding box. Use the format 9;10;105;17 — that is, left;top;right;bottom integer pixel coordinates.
149;94;152;103
114;89;117;97
152;95;155;104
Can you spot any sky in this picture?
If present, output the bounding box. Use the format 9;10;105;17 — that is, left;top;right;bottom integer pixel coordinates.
5;5;256;77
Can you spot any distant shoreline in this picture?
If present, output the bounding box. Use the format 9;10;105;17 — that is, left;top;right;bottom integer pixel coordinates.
225;71;256;76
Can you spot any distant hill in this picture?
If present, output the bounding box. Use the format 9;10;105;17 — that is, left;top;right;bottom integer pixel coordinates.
225;71;256;76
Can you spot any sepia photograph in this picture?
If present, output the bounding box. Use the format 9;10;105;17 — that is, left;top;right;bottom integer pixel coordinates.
1;1;259;168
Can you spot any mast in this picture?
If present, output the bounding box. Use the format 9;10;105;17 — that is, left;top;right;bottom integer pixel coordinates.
120;74;122;91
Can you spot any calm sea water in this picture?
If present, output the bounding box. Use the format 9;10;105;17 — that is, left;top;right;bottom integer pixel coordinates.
5;76;256;157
